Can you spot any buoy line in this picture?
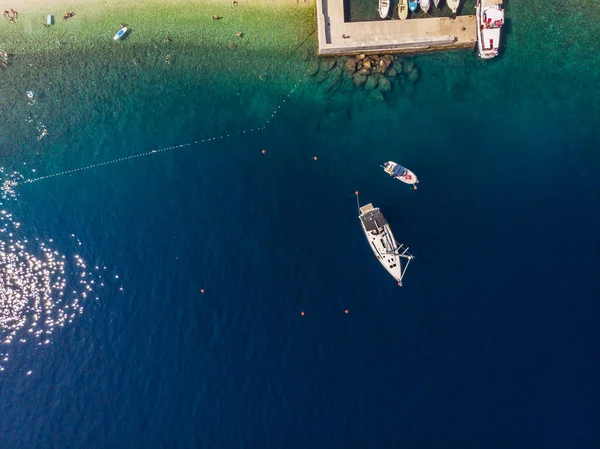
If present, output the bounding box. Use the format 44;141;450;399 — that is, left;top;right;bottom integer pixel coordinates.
20;77;306;186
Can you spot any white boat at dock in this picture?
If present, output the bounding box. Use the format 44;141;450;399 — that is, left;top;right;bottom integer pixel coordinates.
398;0;409;19
382;161;419;188
379;0;391;18
113;27;127;41
358;203;414;286
476;0;504;59
433;0;441;7
447;0;460;13
420;0;431;12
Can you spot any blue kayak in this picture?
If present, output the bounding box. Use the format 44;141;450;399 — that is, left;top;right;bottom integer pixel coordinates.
408;0;419;12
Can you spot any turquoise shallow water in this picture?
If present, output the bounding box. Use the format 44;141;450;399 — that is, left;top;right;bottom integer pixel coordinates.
1;1;600;447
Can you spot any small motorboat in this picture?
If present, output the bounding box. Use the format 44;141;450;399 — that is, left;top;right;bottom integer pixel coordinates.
113;27;127;41
379;0;391;18
408;0;419;12
447;0;460;13
398;0;409;19
433;0;441;7
420;0;431;12
382;161;419;188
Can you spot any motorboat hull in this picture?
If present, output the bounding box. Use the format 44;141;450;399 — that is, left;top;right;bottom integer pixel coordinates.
383;161;419;185
398;0;409;19
408;0;419;12
420;0;431;12
476;0;504;59
379;0;391;18
446;0;459;13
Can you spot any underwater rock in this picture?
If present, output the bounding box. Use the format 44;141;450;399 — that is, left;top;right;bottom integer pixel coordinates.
324;67;343;91
362;59;372;70
365;75;379;90
378;76;392;93
314;70;330;84
301;47;312;61
356;53;366;60
306;61;320;77
370;89;385;102
407;67;419;83
324;75;341;92
387;67;398;77
320;58;337;72
394;61;403;74
357;67;370;76
345;58;358;73
352;72;367;87
403;60;415;74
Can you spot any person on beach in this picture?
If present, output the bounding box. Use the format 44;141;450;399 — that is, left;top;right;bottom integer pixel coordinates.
232;0;238;5
165;54;170;65
10;8;17;19
236;31;243;38
211;15;221;20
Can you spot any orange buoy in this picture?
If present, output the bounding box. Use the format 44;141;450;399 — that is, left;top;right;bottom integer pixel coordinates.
344;309;349;314
413;185;418;190
354;190;359;196
301;311;305;316
313;156;318;161
200;289;205;294
261;149;266;154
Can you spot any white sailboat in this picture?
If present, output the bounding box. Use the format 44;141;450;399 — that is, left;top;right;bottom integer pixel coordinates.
420;0;431;12
447;0;459;13
358;202;414;286
477;0;504;59
379;0;391;18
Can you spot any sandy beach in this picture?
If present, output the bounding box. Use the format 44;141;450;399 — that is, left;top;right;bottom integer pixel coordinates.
0;0;316;55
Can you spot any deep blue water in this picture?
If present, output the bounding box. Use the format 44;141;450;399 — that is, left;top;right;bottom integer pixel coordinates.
2;4;600;447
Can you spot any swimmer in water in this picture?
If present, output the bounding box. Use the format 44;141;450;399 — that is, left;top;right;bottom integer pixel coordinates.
38;129;48;141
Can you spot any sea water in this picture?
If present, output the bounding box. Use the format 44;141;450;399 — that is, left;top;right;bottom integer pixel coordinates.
0;0;599;447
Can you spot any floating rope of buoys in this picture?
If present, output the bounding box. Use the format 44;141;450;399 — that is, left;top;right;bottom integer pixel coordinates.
19;77;307;186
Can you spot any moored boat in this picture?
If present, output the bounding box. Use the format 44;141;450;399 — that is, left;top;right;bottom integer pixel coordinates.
398;0;409;19
408;0;419;12
358;203;414;286
433;0;441;7
447;0;459;13
420;0;431;12
382;161;419;188
476;0;504;59
113;27;127;41
379;0;391;18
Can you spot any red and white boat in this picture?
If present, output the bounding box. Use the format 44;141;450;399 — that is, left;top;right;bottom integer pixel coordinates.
477;0;504;59
382;161;419;187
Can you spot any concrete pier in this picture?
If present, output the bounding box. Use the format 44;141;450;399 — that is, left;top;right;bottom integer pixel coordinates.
316;0;477;56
